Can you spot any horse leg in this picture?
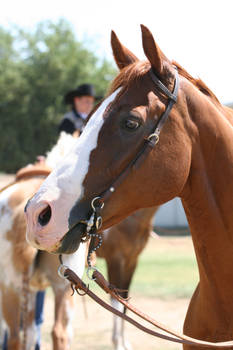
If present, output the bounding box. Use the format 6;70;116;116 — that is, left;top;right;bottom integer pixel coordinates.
2;288;37;350
1;287;21;350
34;251;75;350
0;291;7;349
0;291;3;347
107;257;137;350
51;283;74;350
25;291;37;350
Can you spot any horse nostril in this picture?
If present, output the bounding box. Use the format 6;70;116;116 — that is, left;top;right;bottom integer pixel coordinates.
38;205;52;226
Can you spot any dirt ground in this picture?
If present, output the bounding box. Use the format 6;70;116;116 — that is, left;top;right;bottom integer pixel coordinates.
42;292;190;350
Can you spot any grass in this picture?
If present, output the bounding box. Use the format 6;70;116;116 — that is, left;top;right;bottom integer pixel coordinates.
91;236;199;299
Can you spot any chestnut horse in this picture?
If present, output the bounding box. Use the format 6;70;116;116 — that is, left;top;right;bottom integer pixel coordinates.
25;25;233;349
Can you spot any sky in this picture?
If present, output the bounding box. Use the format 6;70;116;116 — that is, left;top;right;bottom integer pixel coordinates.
1;0;233;104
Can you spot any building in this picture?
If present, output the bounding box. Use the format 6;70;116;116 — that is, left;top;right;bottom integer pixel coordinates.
154;197;188;229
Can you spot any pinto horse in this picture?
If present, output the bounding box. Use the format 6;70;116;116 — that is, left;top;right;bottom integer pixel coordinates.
0;175;86;350
1;132;157;350
0;133;86;349
25;25;233;349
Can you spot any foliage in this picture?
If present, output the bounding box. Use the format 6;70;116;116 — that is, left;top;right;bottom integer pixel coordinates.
0;20;116;172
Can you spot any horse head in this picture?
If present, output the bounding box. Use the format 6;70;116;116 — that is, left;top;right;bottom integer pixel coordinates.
25;25;193;254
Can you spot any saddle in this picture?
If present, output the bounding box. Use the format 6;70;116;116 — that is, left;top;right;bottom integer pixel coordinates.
0;162;52;194
15;162;51;181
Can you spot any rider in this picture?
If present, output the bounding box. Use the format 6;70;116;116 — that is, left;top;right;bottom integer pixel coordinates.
59;84;98;134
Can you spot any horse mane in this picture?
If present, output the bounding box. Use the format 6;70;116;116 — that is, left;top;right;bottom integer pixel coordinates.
109;60;220;105
172;61;220;104
45;132;77;169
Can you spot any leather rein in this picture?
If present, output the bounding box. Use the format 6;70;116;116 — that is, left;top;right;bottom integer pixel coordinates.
59;267;233;348
58;70;233;347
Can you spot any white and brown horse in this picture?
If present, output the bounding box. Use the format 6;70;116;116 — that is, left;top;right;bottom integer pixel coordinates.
0;133;86;350
0;175;86;350
25;25;233;349
1;132;157;350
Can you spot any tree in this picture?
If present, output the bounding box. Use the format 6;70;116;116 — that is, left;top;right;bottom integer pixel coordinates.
0;19;116;172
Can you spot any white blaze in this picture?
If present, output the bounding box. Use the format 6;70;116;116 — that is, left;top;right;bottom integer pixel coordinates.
31;88;121;210
28;88;121;241
26;88;121;250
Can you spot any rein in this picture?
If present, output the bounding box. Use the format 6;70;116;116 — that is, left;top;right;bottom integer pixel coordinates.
59;266;233;348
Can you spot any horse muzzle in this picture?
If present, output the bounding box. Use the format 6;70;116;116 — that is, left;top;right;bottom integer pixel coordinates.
56;199;104;254
25;193;104;254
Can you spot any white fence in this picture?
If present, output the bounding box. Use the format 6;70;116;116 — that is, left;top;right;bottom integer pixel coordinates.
154;197;188;227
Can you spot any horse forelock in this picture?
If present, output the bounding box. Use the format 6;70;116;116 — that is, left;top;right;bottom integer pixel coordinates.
108;61;151;95
108;60;220;106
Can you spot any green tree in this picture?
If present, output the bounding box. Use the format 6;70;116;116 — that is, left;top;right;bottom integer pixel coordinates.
0;19;116;172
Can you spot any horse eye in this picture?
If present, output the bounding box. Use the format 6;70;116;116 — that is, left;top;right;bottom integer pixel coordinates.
124;119;140;130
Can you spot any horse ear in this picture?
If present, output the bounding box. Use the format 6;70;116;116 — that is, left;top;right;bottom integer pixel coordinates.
141;25;171;78
111;30;138;70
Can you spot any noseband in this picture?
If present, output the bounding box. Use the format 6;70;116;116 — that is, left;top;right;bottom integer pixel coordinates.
74;68;179;263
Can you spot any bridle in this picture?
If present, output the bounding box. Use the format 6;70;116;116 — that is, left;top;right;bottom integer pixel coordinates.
99;67;179;204
59;67;179;264
79;67;179;262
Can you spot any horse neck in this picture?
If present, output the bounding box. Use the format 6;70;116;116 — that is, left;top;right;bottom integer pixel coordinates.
181;85;233;299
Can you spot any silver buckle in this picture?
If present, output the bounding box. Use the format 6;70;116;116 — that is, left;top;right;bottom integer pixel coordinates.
58;264;69;279
147;133;159;144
